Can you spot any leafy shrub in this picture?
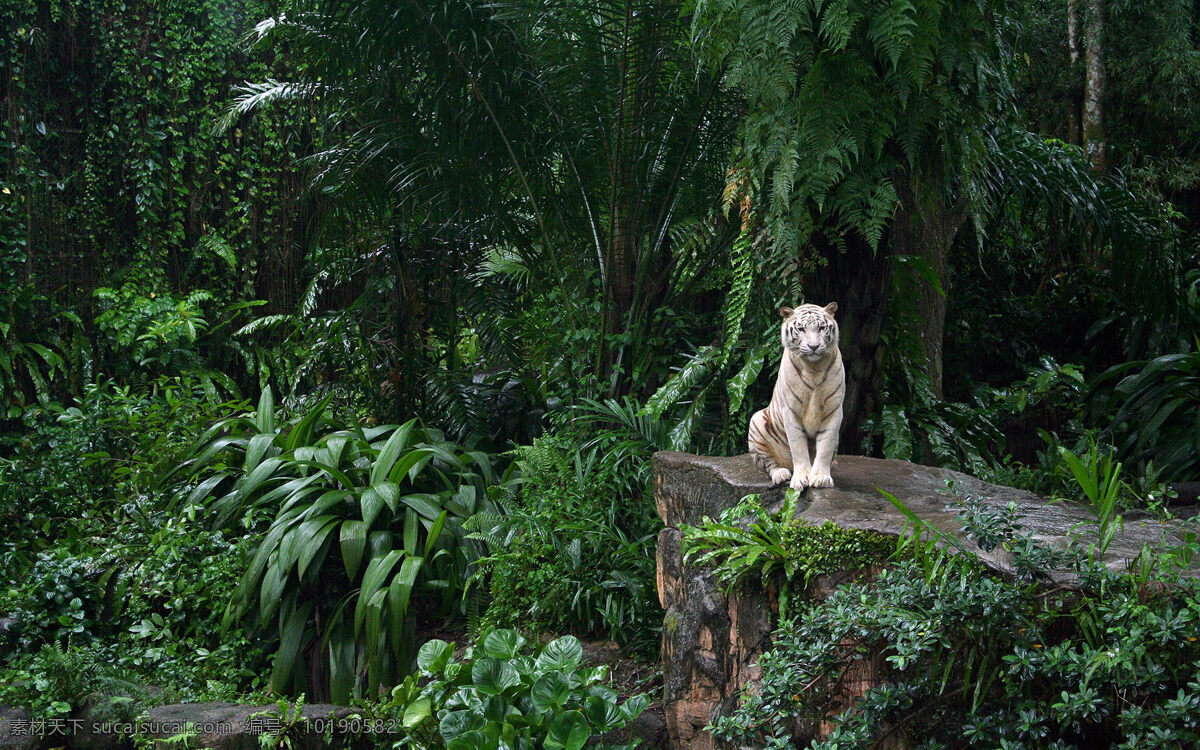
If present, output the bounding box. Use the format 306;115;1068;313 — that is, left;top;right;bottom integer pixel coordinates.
712;495;1200;748
0;549;113;651
92;284;247;393
0;644;150;722
468;424;660;658
0;284;72;412
864;356;1088;478
387;630;647;750
110;520;266;697
0;377;247;570
681;491;894;619
0;405;111;566
1094;347;1200;481
170;390;504;701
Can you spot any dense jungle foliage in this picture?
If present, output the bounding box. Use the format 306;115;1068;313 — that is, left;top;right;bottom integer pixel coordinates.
2;0;1200;747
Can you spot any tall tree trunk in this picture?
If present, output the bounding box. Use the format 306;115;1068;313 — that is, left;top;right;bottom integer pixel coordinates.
890;177;968;400
1067;0;1082;145
1083;0;1106;171
807;234;892;453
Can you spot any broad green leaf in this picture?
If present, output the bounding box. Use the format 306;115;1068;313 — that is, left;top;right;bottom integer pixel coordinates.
322;433;350;470
536;636;583;672
388;555;423;660
727;343;768;414
297;516;338;577
439;709;486;740
302;488;353;519
291;458;356;491
255;388;275;434
270;600;313;694
584;694;622;730
261;475;324;515
417;639;454;676
401;697;431;730
339;520;366;578
641;345;717;419
544;710;590;750
258;556;287;625
373;481;402;513
244;432;278;472
618;693;649;722
403;508;419;555
368;529;393;559
530;670;571;712
361;486;385;528
471;656;520;696
354;550;403;636
235;456;285;500
482;629;527;660
402;493;448;521
424;511;448;557
388;448;434;485
371;419;419;485
326;615;356;705
284;394;331;450
447;730;494;750
185;472;230;507
279;514;335;569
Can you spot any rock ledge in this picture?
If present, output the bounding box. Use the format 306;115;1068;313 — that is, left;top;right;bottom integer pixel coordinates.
654;451;1192;749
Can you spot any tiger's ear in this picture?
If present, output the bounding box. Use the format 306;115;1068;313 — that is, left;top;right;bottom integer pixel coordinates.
779;306;794;318
823;302;838;317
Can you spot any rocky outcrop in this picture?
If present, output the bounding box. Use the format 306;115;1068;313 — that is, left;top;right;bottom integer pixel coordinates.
655;451;1192;750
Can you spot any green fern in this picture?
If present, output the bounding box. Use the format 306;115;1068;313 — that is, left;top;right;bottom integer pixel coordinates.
693;0;1008;255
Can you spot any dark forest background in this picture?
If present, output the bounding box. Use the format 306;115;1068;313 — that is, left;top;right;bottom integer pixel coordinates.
2;0;1200;745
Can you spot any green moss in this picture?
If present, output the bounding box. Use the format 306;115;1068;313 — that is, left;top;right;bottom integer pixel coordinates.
779;519;894;584
663;611;680;635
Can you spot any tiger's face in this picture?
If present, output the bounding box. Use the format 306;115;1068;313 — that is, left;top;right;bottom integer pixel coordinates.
780;302;839;360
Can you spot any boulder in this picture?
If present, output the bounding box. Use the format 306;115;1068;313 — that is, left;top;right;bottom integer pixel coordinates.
0;706;38;750
655;451;1194;750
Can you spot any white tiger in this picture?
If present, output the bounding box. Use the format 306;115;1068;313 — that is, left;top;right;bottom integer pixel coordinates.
747;302;844;490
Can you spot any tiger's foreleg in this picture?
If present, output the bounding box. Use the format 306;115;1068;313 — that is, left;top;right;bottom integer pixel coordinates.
784;413;812;492
807;413;842;489
748;409;792;485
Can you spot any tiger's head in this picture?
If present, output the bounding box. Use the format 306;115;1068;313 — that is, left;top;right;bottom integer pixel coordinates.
779;302;839;361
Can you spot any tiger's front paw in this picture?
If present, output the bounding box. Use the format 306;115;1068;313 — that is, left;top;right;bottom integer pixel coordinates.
789;472;810;491
769;467;792;485
807;467;834;488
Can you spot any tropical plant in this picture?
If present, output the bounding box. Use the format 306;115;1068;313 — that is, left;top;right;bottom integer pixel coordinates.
681;491;894;620
0;644;150;723
2;0;311;320
222;0;739;401
467;424;661;657
387;630;648;750
1092;346;1200;482
0;285;72;412
167;390;505;701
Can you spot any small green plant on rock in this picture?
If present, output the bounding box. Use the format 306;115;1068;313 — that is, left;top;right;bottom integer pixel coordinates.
387;629;647;750
681;491;895;619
